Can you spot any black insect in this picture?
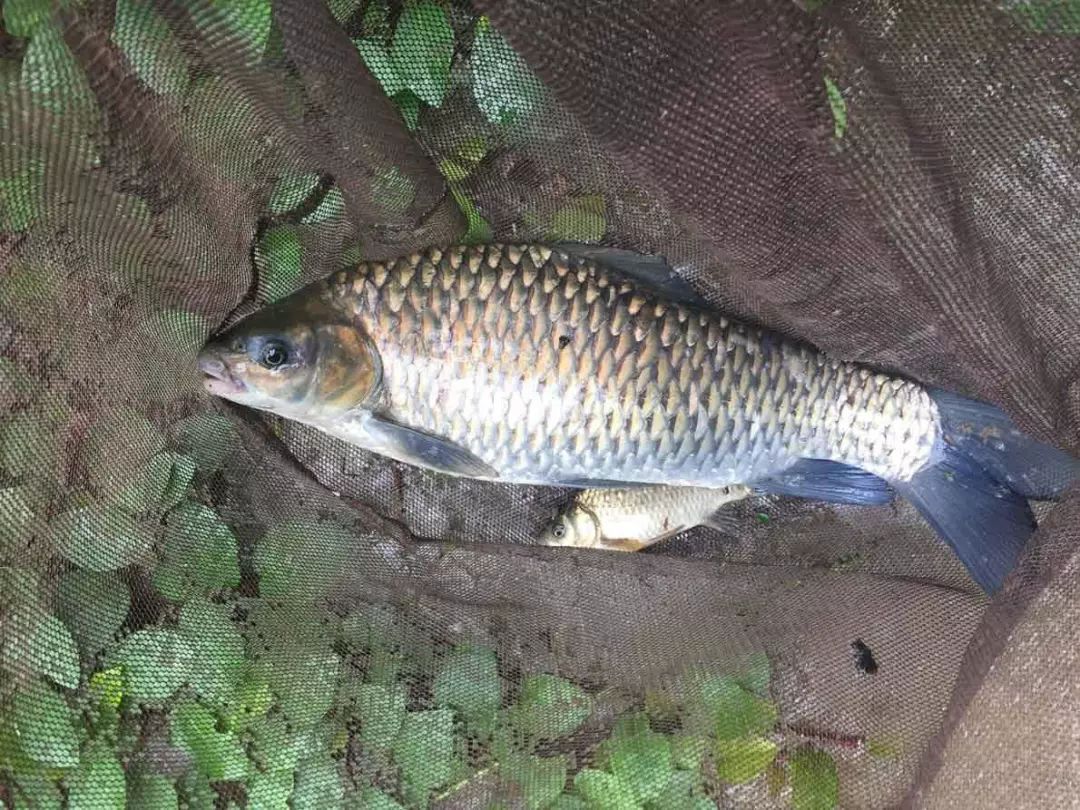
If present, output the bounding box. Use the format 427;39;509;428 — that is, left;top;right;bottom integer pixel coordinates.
852;639;878;675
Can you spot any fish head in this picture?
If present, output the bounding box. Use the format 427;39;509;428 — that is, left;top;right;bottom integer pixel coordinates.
197;294;379;422
537;503;601;548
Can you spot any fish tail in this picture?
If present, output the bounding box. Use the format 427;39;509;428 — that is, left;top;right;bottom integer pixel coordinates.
891;389;1079;594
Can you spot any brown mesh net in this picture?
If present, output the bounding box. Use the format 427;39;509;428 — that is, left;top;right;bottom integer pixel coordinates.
1;0;1078;807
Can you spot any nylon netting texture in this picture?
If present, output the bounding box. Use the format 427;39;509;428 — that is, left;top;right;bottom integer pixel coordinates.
1;0;1079;807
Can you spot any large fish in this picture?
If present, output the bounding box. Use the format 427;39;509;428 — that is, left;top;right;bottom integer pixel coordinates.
197;243;1078;592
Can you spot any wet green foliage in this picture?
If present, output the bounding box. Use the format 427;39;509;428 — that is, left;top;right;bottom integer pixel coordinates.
824;77;847;140
1008;0;1080;34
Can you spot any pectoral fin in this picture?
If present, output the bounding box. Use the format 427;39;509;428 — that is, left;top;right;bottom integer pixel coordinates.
362;413;499;479
702;509;742;535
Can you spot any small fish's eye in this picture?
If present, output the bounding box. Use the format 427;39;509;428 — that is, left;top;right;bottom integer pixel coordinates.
551;523;566;539
260;341;289;369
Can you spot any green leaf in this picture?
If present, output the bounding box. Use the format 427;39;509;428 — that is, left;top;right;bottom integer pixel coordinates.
175;413;239;473
393;710;454;801
573;769;639;810
247;769;293;809
393;89;421;130
457;136;488;165
112;628;195;702
0;412;56;479
0;160;45;233
112;451;175;514
13;679;80;768
56;570;131;655
433;646;501;723
670;735;709;772
357;787;405;810
1010;1;1080;35
200;0;272;57
302;186;345;225
0;565;41;609
248;714;319;772
222;669;274;732
137;309;209;360
84;406;165;510
128;772;178;809
693;676;777;740
254;519;352;600
548;797;586;810
0;487;37;553
257;225;304;302
51;506;154;572
67;748;126;810
12;774;64;809
3;0;52;37
356;39;405;97
171;700;248;781
450;184;492;244
390;2;453;108
259;648;339;728
471;21;541;126
178;598;245;705
371;166;416;215
714;737;777;785
292;755;344;809
646;770;701;810
89;666;125;710
547;195;606;243
153;501;240;601
824;76;846;139
603;716;673;804
113;0;190;95
161;454;197;509
354;682;406;750
438;158;470;183
789;748;839;810
269;172;321;215
21;23;94;113
511;674;592;741
327;0;362;25
2;611;81;689
866;735;901;760
499;754;568;810
733;652;772;698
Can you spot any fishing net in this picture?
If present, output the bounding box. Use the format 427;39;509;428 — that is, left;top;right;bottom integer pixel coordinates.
1;0;1078;806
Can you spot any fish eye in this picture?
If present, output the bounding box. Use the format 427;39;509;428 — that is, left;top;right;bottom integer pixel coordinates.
260;340;289;369
551;522;566;539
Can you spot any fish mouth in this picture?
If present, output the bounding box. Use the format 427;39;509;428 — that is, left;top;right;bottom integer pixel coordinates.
197;353;245;397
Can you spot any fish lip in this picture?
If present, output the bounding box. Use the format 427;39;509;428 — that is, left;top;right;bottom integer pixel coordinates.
197;353;245;396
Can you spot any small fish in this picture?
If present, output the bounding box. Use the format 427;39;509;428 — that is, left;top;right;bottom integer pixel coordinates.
537;484;753;551
197;243;1080;593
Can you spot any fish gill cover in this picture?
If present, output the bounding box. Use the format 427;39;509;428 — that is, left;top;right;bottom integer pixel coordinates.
0;1;1079;808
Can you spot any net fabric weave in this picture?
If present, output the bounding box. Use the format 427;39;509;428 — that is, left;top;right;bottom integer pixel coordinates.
0;0;1077;807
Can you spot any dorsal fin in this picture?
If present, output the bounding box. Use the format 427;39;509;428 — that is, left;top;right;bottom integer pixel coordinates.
551;242;711;310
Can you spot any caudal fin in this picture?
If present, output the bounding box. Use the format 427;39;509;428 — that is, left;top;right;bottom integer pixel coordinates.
893;390;1079;594
930;389;1079;499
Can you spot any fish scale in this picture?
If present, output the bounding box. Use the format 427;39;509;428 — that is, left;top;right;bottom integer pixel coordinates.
326;244;939;487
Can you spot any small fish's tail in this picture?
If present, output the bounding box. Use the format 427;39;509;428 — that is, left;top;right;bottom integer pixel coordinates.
892;389;1080;594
